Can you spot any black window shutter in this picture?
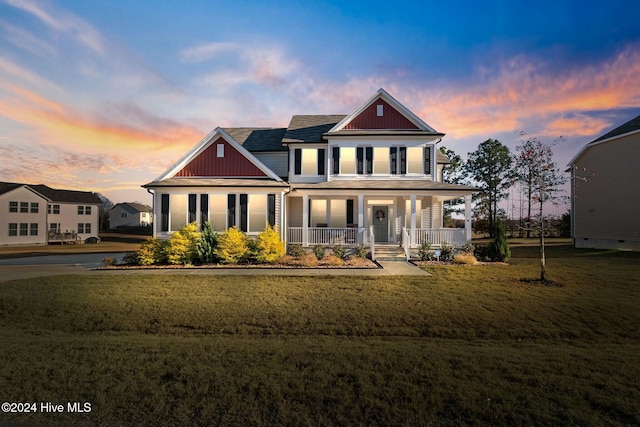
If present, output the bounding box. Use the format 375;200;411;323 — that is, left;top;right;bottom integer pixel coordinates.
424;147;431;175
390;147;397;174
346;199;354;225
318;148;325;175
357;147;364;174
200;194;209;228
267;194;276;227
240;194;248;232
332;147;340;174
188;194;197;223
366;147;373;174
161;194;169;232
294;149;302;175
227;194;236;228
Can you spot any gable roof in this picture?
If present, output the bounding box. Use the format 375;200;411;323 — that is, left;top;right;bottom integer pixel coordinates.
0;181;101;204
328;88;443;136
282;115;346;144
151;128;283;182
568;114;640;166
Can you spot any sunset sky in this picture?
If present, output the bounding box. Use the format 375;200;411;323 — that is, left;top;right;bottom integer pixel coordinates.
1;0;639;214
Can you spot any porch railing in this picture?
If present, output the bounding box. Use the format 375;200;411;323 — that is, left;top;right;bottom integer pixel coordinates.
414;228;466;247
368;225;375;261
402;227;411;261
288;227;362;246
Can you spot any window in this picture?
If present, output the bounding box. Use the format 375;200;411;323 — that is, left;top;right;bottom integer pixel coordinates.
407;147;423;174
377;104;384;116
85;206;92;215
424;146;432;175
52;204;60;214
340;147;356;174
30;202;38;213
78;223;84;233
210;194;227;231
267;194;276;227
373;147;388;174
294;149;302;175
50;223;59;233
30;223;38;236
248;194;266;232
9;202;18;213
216;143;224;158
20;223;28;236
200;194;209;227
390;147;407;174
78;206;84;215
122;212;128;218
85;223;91;234
330;199;346;228
302;149;317;175
332;147;340;174
8;223;17;236
188;194;197;223
317;148;326;175
20;202;28;213
170;194;187;231
310;199;327;227
357;147;373;174
227;194;236;228
161;194;169;232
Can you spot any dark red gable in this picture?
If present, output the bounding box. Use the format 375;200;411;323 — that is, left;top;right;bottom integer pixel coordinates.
343;99;419;130
174;137;267;177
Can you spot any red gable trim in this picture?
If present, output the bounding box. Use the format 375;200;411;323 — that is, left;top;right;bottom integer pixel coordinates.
343;99;419;130
174;137;267;177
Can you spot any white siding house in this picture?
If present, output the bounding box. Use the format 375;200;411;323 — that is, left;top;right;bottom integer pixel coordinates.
109;202;153;230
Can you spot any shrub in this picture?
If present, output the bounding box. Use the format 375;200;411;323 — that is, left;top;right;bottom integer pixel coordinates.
354;244;368;258
321;254;344;266
418;240;432;261
255;224;285;264
474;244;490;262
102;257;116;267
197;221;218;264
288;244;304;257
215;227;249;264
122;252;139;265
167;223;201;265
453;252;478;265
460;242;475;254
332;244;346;260
313;245;325;260
299;251;319;267
439;242;455;262
488;218;511;262
136;238;168;265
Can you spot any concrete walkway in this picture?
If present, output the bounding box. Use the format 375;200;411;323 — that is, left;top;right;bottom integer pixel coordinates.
0;258;429;282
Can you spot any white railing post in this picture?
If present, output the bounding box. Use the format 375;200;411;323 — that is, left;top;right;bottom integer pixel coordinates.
402;227;410;261
369;225;375;261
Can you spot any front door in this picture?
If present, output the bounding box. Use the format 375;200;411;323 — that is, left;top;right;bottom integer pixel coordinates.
373;206;388;243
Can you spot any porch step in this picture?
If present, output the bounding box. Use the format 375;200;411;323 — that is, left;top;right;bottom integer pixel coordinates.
374;245;407;261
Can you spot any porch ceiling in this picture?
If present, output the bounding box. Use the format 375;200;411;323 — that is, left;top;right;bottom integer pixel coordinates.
290;179;478;195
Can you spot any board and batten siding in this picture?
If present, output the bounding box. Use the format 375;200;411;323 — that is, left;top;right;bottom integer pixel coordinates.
573;132;640;250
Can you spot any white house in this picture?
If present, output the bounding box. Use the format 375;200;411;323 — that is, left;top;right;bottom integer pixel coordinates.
568;114;640;251
109;202;153;230
0;182;101;245
143;89;478;259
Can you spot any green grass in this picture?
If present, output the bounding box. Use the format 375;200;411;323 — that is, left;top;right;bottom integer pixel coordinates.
0;245;639;426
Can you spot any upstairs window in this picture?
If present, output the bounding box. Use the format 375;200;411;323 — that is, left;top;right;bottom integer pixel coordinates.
294;148;326;175
216;143;224;158
20;202;28;213
30;202;39;213
78;206;84;215
356;147;373;175
390;147;407;174
9;201;18;213
407;147;423;174
85;206;92;215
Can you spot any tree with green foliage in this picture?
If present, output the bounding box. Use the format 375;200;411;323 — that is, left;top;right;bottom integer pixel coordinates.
439;146;465;224
197;221;218;264
488;217;510;262
254;224;285;263
167;223;201;265
464;139;512;237
215;227;249;264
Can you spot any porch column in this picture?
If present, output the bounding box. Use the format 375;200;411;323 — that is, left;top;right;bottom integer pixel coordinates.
302;194;309;247
410;194;417;245
357;194;364;243
465;195;472;243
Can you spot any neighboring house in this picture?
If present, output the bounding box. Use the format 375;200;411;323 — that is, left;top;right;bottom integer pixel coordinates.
109;202;153;230
143;89;478;257
568;114;640;251
0;182;101;245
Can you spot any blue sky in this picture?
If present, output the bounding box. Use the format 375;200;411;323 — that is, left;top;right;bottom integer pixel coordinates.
1;0;640;214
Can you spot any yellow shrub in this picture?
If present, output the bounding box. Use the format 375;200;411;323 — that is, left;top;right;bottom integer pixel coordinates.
215;227;249;264
167;223;201;265
255;224;285;264
136;238;168;265
453;252;478;265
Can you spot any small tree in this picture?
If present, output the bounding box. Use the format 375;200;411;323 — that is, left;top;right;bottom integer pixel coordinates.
215;227;249;264
197;221;218;264
167;223;201;265
254;224;285;264
488;217;510;262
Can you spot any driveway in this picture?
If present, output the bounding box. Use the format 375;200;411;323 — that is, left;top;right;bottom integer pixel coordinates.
0;253;127;282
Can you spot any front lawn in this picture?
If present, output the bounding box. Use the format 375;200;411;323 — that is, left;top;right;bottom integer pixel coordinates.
0;245;638;426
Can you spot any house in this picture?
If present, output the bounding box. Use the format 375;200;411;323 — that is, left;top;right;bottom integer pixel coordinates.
568;114;640;251
0;182;101;245
143;89;478;258
109;202;153;230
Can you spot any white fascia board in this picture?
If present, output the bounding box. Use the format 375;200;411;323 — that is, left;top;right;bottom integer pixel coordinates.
154;128;283;182
567;127;640;167
328;88;438;133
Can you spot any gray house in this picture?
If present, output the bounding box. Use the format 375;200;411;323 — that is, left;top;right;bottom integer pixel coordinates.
568;114;640;251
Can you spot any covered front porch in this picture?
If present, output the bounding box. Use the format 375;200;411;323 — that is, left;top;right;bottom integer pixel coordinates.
285;181;475;259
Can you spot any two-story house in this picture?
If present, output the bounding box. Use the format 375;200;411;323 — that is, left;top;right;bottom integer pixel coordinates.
143;89;477;257
0;182;101;245
109;202;153;230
